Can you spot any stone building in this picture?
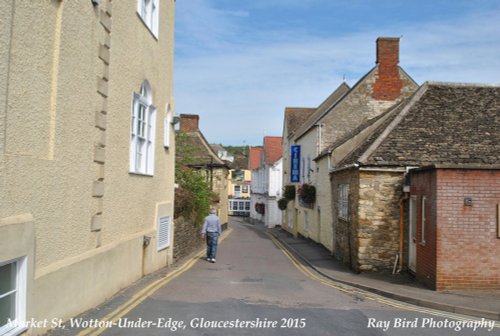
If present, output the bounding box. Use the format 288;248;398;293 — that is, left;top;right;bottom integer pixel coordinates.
0;1;176;334
176;114;229;225
326;82;500;279
282;37;418;253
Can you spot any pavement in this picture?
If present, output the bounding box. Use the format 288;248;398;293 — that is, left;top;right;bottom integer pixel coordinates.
267;225;500;322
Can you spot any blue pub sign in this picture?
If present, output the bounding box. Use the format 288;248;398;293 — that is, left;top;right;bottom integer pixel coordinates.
290;145;301;183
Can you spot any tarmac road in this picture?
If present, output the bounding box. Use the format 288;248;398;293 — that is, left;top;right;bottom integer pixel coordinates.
50;217;498;336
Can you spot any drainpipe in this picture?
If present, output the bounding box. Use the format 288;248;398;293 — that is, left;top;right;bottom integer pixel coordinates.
397;186;410;273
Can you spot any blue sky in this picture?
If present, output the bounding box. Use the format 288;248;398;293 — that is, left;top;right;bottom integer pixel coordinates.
174;0;500;146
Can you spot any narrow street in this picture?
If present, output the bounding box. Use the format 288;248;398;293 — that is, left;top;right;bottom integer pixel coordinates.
52;218;497;336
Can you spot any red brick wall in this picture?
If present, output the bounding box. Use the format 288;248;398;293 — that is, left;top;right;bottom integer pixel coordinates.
410;169;438;289
372;37;403;101
412;168;500;290
435;169;500;290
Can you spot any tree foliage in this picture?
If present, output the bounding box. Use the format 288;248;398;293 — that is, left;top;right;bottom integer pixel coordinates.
175;132;216;225
175;167;213;225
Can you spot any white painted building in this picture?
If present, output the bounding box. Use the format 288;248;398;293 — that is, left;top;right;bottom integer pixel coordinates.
249;137;283;228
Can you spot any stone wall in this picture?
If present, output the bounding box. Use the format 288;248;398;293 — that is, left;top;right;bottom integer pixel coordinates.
332;168;405;272
173;216;204;261
331;168;360;267
357;170;405;271
321;67;417;150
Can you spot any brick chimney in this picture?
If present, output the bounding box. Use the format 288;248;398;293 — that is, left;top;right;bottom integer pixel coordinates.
180;114;199;132
372;37;403;101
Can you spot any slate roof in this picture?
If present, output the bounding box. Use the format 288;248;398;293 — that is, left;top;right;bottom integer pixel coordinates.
338;82;500;168
315;101;405;161
293;82;350;140
284;107;316;138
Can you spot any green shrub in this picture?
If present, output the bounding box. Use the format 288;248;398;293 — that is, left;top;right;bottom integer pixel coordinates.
175;166;215;225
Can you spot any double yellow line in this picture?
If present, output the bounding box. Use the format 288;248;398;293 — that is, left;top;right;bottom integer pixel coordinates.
78;228;233;336
267;232;500;329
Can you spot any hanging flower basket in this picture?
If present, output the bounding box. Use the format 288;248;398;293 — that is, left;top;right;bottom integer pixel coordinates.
283;185;296;201
298;183;316;206
277;198;288;211
255;202;265;215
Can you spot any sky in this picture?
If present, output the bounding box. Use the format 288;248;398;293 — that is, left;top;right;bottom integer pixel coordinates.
174;0;500;146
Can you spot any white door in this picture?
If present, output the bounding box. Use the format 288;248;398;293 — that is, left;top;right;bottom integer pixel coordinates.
408;196;417;272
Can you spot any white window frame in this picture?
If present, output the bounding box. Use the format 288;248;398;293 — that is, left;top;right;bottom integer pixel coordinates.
164;103;172;148
0;257;27;336
130;81;156;176
137;0;159;38
338;184;349;221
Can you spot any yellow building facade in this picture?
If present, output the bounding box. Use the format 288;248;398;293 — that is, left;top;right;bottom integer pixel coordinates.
227;168;252;216
0;1;176;335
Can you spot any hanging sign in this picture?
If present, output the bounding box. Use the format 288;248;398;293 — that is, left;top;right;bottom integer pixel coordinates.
290;145;301;183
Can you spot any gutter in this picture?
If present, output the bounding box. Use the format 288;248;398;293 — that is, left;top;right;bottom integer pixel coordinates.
329;163;359;174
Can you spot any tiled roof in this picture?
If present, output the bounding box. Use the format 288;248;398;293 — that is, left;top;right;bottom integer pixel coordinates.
176;131;226;167
248;147;263;170
229;155;249;170
284;107;316;138
210;144;225;153
264;136;283;165
316;103;402;160
338;82;500;167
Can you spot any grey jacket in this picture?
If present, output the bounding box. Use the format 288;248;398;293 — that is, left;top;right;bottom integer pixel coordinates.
201;214;221;234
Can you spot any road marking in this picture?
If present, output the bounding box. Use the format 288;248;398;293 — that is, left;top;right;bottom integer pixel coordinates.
77;228;233;336
267;233;500;329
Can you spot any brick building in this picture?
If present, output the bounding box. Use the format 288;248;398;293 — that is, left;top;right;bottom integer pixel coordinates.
410;166;500;290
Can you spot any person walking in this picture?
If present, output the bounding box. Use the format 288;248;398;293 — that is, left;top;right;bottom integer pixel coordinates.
200;208;222;263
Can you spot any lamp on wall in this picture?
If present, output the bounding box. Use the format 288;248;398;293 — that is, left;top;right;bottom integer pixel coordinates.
172;115;180;125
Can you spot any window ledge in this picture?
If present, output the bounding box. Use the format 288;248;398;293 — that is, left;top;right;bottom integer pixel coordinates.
136;12;159;40
2;325;27;336
129;171;154;177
